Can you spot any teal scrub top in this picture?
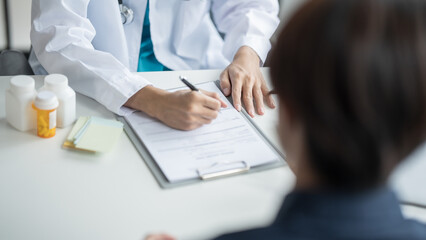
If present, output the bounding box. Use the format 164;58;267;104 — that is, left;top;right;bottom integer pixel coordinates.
137;1;170;72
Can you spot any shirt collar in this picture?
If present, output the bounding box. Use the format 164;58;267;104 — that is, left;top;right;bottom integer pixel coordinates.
277;186;403;222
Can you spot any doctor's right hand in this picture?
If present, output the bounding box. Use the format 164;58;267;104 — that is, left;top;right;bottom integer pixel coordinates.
125;86;227;131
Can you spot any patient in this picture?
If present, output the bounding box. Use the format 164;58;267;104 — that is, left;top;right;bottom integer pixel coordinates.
147;0;426;239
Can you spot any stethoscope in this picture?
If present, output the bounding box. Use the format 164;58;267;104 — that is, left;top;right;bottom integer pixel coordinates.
118;0;195;25
118;0;134;25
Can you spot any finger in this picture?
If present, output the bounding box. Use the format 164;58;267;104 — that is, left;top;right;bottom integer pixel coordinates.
265;93;276;109
181;115;204;130
200;90;228;108
145;234;177;240
261;80;276;109
242;80;255;117
219;69;231;96
186;123;204;131
253;84;265;115
175;89;191;94
198;115;214;124
183;97;218;121
183;93;218;120
184;112;213;128
197;106;219;120
230;75;243;112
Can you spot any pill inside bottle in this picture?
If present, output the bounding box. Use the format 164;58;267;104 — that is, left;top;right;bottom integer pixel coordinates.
32;91;59;138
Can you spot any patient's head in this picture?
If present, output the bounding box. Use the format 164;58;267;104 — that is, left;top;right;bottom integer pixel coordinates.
270;0;426;190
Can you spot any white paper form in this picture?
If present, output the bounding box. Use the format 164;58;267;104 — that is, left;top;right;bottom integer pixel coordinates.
125;82;280;183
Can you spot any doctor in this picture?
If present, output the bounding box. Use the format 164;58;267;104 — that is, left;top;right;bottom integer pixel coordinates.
29;0;280;130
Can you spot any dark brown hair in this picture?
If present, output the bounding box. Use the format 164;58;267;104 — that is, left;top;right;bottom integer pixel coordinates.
270;0;426;189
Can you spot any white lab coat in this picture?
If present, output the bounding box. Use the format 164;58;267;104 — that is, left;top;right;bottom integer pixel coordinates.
30;0;280;115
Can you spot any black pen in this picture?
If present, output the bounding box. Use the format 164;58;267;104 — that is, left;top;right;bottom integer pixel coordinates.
179;75;226;113
179;75;199;92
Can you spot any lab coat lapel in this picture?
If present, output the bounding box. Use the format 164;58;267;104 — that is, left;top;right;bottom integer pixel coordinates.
150;0;192;70
172;1;211;64
88;0;130;68
122;0;147;72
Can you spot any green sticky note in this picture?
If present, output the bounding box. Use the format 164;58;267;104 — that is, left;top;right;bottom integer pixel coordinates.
74;117;123;153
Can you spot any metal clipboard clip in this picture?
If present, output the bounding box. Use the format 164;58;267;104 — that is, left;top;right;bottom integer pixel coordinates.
197;161;251;180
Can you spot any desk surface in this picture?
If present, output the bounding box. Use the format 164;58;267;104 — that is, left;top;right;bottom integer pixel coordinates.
0;69;425;240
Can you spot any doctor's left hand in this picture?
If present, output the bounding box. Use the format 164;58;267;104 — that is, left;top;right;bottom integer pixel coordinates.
220;46;276;118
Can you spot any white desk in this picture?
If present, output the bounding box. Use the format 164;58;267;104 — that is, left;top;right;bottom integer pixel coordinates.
0;69;425;240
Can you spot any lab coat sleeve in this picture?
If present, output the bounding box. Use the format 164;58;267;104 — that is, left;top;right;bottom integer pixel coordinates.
211;0;280;64
30;0;149;116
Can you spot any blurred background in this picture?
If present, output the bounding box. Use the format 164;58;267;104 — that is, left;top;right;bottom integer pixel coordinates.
0;0;32;52
0;0;307;55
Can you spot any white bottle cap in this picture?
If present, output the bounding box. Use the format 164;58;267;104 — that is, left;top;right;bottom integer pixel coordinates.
44;74;68;92
34;91;59;110
10;75;35;94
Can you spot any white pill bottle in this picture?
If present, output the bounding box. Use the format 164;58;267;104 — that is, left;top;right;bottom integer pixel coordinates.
5;75;37;131
40;74;76;128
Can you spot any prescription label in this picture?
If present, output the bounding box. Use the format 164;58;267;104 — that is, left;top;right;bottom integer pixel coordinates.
49;110;57;129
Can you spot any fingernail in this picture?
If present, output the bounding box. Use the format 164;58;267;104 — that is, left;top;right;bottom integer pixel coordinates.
235;104;241;112
259;107;265;115
223;88;230;95
249;110;255;117
271;100;276;108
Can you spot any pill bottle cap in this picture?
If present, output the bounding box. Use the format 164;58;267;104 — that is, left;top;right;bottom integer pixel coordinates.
44;74;69;92
10;75;35;94
34;91;59;110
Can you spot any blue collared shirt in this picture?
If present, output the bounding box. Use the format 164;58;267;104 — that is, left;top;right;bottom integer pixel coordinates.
215;187;426;240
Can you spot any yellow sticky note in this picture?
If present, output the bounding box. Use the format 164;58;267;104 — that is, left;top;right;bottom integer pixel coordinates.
66;116;90;142
74;117;123;153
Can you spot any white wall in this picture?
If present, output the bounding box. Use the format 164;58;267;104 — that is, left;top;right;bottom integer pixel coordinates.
9;0;32;50
280;0;308;23
271;0;307;44
0;0;32;51
0;0;6;50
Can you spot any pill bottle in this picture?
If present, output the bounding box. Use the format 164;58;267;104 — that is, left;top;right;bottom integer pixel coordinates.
32;91;59;138
5;75;37;131
39;74;76;128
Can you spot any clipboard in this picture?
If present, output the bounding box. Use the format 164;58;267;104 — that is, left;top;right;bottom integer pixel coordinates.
117;80;286;189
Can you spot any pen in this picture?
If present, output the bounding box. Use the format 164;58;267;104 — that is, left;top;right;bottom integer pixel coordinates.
179;75;225;113
179;75;199;92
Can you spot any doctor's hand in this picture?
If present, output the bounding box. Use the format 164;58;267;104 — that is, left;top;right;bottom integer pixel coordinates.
220;46;276;118
145;234;176;240
125;86;227;131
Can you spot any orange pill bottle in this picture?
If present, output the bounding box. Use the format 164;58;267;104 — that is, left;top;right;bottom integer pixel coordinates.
32;91;59;138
